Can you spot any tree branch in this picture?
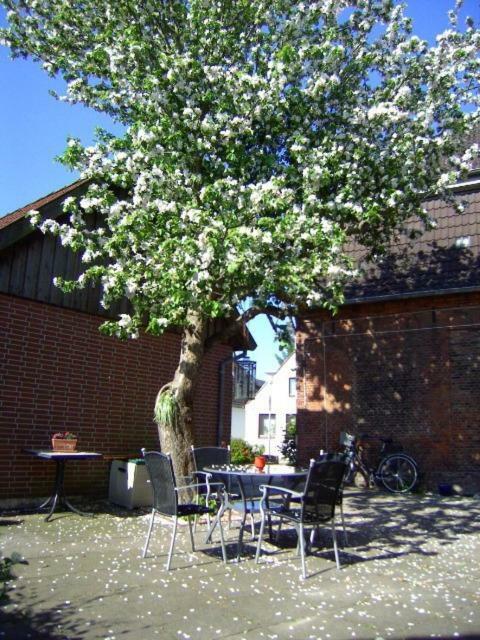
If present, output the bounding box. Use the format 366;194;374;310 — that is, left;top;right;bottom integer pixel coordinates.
204;304;293;350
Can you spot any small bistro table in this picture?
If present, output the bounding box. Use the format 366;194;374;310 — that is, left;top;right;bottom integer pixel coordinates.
204;464;308;560
25;450;103;521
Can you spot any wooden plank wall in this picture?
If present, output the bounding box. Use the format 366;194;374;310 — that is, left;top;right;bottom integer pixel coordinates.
0;213;130;320
0;192;252;348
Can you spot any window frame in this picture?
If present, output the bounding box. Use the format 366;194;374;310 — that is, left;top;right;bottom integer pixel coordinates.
258;413;277;438
288;377;296;397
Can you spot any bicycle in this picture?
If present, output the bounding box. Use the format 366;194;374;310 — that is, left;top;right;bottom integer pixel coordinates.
340;432;419;493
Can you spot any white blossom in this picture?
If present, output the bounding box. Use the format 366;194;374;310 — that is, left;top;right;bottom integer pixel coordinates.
5;0;477;346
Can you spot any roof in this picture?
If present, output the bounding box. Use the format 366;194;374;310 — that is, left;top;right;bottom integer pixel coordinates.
253;352;296;395
0;179;88;231
344;179;480;303
341;125;480;303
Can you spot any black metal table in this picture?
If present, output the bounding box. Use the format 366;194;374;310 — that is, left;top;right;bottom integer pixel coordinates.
25;450;103;521
204;464;307;560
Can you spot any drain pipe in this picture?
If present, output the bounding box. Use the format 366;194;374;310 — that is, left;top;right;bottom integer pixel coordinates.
216;351;246;446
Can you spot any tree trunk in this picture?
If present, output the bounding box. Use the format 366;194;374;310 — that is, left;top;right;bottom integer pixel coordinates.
156;310;209;482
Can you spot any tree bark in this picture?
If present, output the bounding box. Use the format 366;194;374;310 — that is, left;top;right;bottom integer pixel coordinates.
156;310;209;483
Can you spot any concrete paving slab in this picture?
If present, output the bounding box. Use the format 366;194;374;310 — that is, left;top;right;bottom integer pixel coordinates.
1;490;479;640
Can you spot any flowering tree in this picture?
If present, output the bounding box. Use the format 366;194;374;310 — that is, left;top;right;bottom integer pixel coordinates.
1;0;479;478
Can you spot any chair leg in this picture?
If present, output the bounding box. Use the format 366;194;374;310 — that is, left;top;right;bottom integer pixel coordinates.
339;503;348;547
166;517;178;570
255;513;266;563
217;513;227;564
188;516;195;552
298;523;307;579
249;512;255;539
276;519;282;542
331;518;341;570
142;508;156;558
193;492;199;534
205;498;227;544
206;487;211;530
237;511;248;561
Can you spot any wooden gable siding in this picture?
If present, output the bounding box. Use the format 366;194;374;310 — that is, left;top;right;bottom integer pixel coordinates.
0;194;131;318
0;225;252;344
0;182;255;348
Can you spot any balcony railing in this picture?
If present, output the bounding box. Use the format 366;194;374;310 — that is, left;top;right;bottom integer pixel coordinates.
233;357;256;402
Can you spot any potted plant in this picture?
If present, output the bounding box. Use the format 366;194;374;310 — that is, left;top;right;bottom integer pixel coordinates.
51;431;78;452
230;439;265;467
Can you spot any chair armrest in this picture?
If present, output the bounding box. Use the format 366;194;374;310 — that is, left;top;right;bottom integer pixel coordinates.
175;482;223;492
192;471;213;480
259;484;303;499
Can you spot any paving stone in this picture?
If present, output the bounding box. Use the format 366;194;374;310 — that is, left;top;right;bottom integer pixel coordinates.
1;490;479;640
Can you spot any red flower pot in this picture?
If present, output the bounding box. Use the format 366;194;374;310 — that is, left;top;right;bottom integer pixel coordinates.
254;455;266;471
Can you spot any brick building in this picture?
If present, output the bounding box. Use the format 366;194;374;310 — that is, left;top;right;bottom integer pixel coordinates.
296;174;480;493
0;182;252;504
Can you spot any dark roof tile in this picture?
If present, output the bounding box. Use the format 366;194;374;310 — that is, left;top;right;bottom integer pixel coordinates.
345;181;480;301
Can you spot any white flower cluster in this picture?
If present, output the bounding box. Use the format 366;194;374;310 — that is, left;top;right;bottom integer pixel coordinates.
4;0;477;335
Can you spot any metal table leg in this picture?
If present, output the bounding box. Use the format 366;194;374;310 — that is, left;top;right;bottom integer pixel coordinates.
39;459;93;521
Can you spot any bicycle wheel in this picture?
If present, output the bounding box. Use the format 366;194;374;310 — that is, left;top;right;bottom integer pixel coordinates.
378;454;418;493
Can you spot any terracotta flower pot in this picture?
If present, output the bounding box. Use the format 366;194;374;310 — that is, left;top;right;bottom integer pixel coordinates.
51;438;77;452
254;455;266;471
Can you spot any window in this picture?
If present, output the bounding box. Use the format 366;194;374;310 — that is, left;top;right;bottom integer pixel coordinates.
258;414;276;438
288;377;296;397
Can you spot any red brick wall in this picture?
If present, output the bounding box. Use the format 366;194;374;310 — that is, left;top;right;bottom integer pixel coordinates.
0;294;232;501
296;293;480;493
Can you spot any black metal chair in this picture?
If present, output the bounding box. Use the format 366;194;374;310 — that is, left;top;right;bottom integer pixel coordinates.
191;445;231;471
142;450;227;570
255;457;348;579
317;452;349;545
193;446;268;550
274;452;349;547
192;446;265;545
191;446;232;530
226;472;266;556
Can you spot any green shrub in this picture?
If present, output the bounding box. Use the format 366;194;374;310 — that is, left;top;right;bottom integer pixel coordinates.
280;417;297;465
230;438;264;464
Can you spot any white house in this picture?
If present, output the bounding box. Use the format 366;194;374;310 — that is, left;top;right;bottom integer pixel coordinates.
243;353;297;459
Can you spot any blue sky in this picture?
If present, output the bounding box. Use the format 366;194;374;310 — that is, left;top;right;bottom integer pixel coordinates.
0;1;478;378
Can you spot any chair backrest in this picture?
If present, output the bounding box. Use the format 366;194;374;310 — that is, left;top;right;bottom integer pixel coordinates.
191;446;230;471
142;450;178;516
316;452;349;497
302;458;348;522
